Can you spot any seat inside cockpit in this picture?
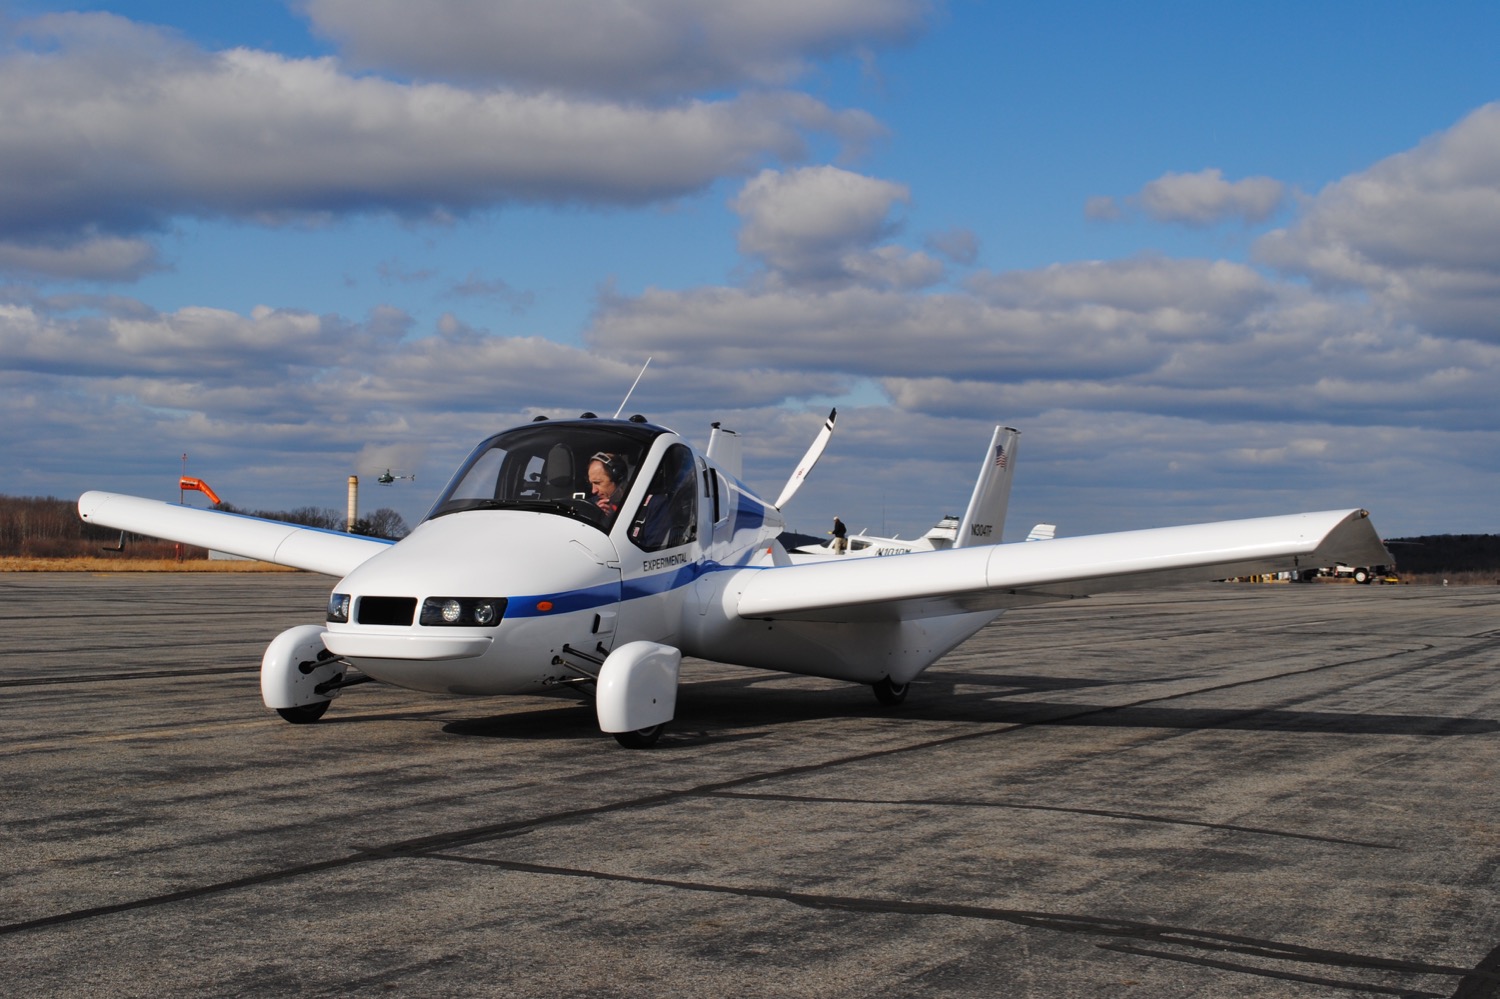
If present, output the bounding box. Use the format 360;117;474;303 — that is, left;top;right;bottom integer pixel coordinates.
541;443;576;501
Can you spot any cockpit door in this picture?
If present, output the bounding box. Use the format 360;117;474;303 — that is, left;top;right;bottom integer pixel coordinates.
611;438;701;646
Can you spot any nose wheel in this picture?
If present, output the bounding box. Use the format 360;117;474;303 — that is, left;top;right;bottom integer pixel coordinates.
276;701;332;724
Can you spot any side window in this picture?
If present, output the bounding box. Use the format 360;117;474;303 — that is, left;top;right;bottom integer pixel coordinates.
629;444;699;551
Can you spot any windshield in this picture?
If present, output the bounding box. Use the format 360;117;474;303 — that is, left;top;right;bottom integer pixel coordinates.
426;420;666;531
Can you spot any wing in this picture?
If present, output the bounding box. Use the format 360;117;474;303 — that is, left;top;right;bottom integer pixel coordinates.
738;508;1388;622
77;491;392;577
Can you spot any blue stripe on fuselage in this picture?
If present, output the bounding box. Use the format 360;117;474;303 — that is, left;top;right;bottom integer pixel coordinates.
622;562;701;601
505;580;622;617
505;547;775;619
735;498;766;531
506;563;706;617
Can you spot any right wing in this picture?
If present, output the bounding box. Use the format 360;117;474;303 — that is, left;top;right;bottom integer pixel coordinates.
77;491;392;577
737;508;1388;622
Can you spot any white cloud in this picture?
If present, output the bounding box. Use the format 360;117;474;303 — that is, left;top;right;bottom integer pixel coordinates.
303;0;931;97
731;166;913;286
588;234;1500;444
923;227;979;266
0;15;883;245
0;234;161;281
1135;168;1286;226
1256;102;1500;341
843;245;945;290
1084;195;1122;222
0;299;398;381
967;256;1270;316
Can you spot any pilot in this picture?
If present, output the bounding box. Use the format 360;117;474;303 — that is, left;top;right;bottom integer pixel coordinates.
831;516;848;554
588;452;629;519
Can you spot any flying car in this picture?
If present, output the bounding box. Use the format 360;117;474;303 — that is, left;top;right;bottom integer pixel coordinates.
77;411;1389;747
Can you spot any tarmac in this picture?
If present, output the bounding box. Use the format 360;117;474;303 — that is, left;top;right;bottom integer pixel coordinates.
3;572;1500;997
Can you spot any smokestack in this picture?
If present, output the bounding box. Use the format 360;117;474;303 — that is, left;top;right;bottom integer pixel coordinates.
347;475;358;533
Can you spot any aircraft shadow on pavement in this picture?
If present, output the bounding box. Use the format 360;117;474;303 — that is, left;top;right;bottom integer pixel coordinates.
681;678;1500;738
431;669;1499;743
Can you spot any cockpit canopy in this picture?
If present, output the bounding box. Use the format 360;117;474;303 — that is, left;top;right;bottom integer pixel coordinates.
426;419;669;532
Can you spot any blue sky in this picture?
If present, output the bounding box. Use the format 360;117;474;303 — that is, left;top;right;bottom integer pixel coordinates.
3;1;1498;541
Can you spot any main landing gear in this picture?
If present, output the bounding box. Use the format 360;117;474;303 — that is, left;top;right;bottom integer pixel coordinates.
613;724;666;749
872;676;910;706
596;641;681;749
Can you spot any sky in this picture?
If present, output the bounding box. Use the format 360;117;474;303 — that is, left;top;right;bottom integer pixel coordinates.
3;0;1499;543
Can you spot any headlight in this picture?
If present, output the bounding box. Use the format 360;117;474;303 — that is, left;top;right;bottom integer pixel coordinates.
420;597;507;627
327;592;351;623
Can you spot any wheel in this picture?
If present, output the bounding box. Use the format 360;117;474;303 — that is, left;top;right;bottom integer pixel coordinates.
613;723;665;749
1354;569;1370;584
276;700;331;724
872;677;910;706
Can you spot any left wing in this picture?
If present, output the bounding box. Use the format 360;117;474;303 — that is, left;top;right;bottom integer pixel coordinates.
772;408;837;510
737;508;1387;622
78;491;391;577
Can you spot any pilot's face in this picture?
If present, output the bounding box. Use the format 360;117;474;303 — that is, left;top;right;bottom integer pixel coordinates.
588;462;615;498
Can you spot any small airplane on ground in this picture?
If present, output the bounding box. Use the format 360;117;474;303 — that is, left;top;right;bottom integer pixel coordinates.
795;427;1055;558
77;410;1389;747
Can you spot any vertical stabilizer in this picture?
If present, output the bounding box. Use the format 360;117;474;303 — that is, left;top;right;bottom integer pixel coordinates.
705;424;742;481
954;427;1019;548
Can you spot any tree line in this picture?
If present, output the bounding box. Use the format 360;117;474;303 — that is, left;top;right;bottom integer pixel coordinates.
0;494;409;558
0;493;1491;571
1384;535;1500;575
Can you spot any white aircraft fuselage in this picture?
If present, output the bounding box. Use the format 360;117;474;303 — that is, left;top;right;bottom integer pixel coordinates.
323;418;990;698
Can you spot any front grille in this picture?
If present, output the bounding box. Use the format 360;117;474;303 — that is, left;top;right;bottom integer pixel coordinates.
356;596;417;626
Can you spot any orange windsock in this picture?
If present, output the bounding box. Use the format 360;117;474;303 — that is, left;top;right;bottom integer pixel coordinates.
179;476;222;506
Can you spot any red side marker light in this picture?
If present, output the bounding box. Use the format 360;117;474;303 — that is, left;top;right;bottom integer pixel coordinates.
537;600;554;612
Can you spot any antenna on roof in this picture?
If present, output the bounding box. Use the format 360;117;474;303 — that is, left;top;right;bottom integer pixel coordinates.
613;356;652;419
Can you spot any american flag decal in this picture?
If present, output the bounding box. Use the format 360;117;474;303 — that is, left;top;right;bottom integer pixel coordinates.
994;444;1007;468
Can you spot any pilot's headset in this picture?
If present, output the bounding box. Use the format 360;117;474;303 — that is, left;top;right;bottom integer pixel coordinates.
591;452;629;487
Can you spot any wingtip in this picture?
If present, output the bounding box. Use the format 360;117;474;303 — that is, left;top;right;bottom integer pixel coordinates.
77;490;106;520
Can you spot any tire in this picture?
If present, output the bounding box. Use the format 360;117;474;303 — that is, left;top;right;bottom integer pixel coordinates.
872;677;910;706
1354;569;1370;584
276;700;331;724
614;724;665;749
